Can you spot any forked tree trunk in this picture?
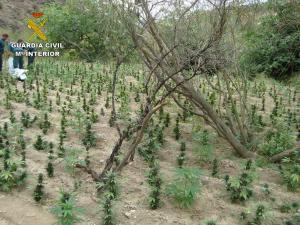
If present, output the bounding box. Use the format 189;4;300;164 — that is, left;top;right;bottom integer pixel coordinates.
173;76;256;158
129;0;256;159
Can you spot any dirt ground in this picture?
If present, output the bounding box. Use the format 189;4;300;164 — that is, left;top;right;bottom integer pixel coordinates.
0;74;299;225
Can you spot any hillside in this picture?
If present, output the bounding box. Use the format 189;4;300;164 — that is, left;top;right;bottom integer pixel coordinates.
0;0;64;32
0;1;299;225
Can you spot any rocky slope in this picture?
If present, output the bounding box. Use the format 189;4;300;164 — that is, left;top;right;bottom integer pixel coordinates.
0;0;64;32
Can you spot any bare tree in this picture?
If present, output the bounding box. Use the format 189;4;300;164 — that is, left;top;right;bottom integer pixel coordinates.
118;0;256;158
76;0;297;190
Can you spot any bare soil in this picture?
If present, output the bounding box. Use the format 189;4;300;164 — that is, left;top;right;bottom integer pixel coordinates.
0;75;299;225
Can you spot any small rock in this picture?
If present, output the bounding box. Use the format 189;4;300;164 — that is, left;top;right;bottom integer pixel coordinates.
124;210;136;219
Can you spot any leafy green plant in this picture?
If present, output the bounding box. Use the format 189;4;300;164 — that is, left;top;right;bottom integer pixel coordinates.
46;162;54;177
246;204;266;225
285;215;300;225
156;125;164;145
164;113;170;127
225;162;255;203
281;158;300;192
50;191;83;225
60;109;67;139
34;135;49;150
102;192;115;225
225;174;253;202
64;148;85;176
260;125;294;156
39;113;51;134
242;1;300;79
9;111;16;123
97;171;119;199
284;173;300;192
202;220;222;225
33;173;44;202
212;158;218;177
177;142;186;168
17;132;26;150
166;168;201;208
98;171;119;225
192;129;214;162
21;112;37;128
138;129;161;162
147;161;162;209
0;148;27;191
58;133;66;158
173;115;181;140
284;203;300;225
82;121;96;150
261;183;271;196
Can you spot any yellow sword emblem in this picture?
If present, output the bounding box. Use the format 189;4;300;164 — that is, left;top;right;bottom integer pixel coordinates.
28;18;48;41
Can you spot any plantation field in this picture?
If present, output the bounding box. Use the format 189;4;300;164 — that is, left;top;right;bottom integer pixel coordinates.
0;59;299;225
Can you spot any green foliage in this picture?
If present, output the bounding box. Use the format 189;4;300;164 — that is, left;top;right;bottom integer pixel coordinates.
138;130;161;162
99;171;119;225
260;125;294;156
39;113;51;134
82;122;96;150
281;156;300;192
46;162;54;178
225;174;253;202
284;202;300;225
284;172;300;192
64;148;85;176
166;168;201;208
225;161;255;203
242;1;300;79
261;183;271;197
9;111;16;123
17;132;26;150
60;109;67;140
50;191;83;225
164;113;170;127
117;86;130;120
280;202;299;214
43;0;136;62
96;171;119;199
245;204;266;225
0;166;26;192
212;158;219;177
173;116;181;140
202;220;222;225
0;145;26;191
249;105;265;130
33;173;44;202
34;135;49;151
285;215;300;225
147;161;162;209
192;129;214;162
177;142;186;168
102;192;115;225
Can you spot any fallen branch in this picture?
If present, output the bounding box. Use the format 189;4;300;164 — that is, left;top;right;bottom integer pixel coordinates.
269;146;300;163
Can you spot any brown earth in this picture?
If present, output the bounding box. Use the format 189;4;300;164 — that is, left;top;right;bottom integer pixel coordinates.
0;0;65;32
0;70;299;225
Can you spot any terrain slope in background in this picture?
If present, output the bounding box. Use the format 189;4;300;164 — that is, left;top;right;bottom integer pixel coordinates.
0;0;65;32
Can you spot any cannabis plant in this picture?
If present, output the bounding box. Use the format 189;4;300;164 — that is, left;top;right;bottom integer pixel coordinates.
50;191;83;225
166;168;201;208
33;173;44;202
